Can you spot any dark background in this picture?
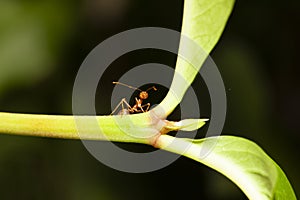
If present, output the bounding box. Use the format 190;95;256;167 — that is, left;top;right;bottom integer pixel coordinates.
0;0;299;199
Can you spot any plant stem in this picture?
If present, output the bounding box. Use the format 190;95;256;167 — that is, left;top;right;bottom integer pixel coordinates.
0;112;160;144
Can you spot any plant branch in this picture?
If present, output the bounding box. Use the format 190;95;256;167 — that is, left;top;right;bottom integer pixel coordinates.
0;112;206;145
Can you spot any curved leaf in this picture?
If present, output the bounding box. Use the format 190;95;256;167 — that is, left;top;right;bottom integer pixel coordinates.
156;0;235;117
164;118;208;131
156;135;296;200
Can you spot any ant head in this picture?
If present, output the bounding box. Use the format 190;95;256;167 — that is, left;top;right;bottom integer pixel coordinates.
139;91;148;100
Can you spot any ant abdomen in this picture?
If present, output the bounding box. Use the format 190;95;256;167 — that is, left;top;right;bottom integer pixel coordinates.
118;109;130;115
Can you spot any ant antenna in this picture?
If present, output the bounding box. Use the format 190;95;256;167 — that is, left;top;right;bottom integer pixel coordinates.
112;81;142;91
146;86;157;92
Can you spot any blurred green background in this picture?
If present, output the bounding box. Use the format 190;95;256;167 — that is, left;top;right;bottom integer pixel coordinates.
0;0;299;199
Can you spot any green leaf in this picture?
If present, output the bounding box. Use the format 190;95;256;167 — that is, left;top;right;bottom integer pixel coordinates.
181;0;235;53
164;118;208;131
156;135;296;200
156;0;235;117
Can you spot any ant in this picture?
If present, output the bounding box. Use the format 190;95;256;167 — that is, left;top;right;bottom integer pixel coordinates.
111;81;157;115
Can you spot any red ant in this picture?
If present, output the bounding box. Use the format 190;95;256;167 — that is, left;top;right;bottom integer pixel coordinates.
111;81;157;115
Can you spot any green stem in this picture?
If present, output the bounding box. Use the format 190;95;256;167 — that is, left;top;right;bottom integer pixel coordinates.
0;112;158;144
0;111;206;146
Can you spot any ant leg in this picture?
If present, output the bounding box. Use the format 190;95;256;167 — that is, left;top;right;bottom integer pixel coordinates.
111;99;123;115
140;103;151;112
118;101;128;115
138;104;148;113
140;106;145;112
123;99;135;113
111;98;132;115
111;102;122;115
135;108;144;113
132;97;141;113
144;103;151;112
